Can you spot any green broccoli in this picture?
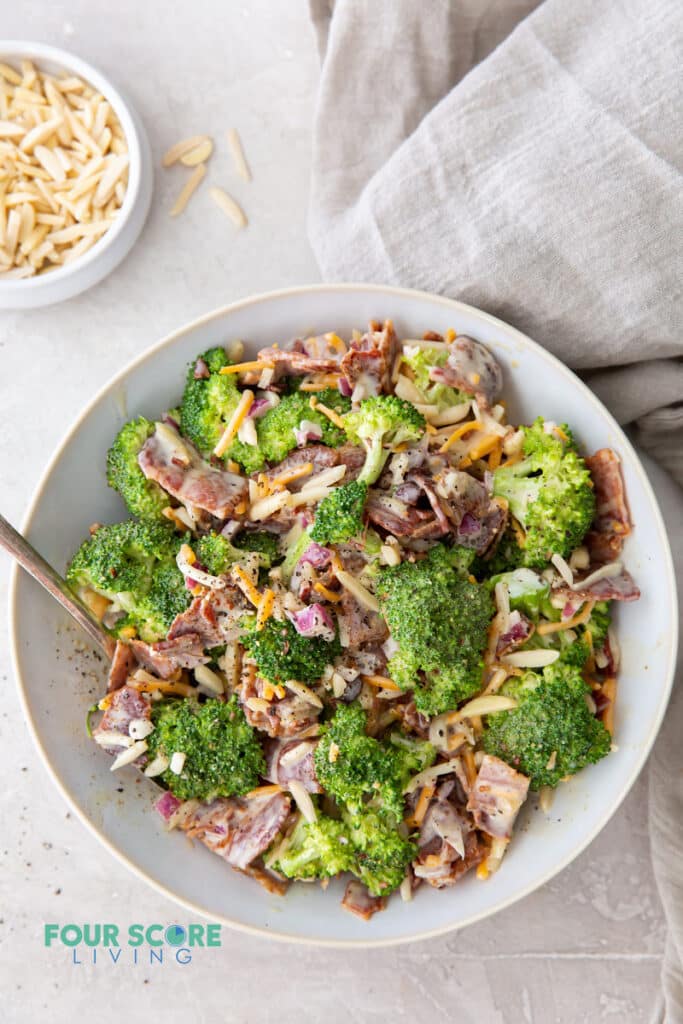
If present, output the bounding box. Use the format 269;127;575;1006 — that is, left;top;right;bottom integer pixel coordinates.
344;395;426;485
488;568;554;620
272;814;356;882
377;544;494;716
279;527;317;584
242;616;341;685
179;347;264;473
586;601;611;650
309;480;368;545
314;703;432;818
312;704;427;895
492;417;595;568
66;520;190;642
482;662;612;789
401;345;467;411
257;389;351;464
232;530;281;567
106;416;169;521
342;804;417;897
146;696;265;801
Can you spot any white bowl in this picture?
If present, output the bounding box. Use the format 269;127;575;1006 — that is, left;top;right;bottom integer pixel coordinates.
9;284;678;946
0;41;152;310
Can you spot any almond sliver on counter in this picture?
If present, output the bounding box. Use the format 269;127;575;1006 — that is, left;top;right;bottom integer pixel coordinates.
209;186;247;229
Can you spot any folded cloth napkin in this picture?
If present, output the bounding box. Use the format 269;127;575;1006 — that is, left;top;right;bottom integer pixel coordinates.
309;0;683;1016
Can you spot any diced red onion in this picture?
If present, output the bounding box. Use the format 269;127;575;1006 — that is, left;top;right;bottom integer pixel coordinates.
338;376;353;397
193;358;210;379
286;602;336;642
458;512;480;535
250;397;274;419
294;420;324;447
154;792;182;821
163;414;180;431
299;543;332;568
562;602;576;620
185;577;199;591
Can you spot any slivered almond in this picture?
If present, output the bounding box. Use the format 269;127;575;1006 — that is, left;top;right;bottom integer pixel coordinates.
227;127;251;181
181;138;213;166
209;186;247;228
162;134;210;167
170;162;206;216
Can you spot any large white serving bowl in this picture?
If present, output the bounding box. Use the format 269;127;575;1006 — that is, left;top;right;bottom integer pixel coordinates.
9;284;677;946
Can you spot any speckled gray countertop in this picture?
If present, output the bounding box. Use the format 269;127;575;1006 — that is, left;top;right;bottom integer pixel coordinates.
0;3;665;1021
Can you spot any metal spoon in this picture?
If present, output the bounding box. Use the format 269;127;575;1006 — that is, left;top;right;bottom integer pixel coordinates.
0;512;116;659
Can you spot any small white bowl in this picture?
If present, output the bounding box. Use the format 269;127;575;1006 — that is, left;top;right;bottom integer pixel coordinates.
0;41;153;310
9;285;678;946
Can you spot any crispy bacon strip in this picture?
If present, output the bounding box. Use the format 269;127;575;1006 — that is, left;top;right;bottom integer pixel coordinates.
585;449;632;563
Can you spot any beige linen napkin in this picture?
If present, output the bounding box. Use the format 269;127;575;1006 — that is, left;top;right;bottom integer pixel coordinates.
309;1;683;1017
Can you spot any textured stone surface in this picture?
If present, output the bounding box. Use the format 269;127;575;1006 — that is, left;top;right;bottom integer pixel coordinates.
0;2;664;1020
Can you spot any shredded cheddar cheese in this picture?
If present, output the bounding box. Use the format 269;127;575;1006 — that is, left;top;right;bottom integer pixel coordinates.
537;600;595;635
219;360;274;376
309;396;346;429
407;783;435;828
213;389;254;457
466;433;501;461
298;373;342;391
313;582;342;603
245;784;283;799
439;420;482;454
232;565;262;608
256;588;275;629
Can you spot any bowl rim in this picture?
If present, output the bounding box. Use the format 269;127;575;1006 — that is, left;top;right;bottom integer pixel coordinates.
9;282;679;947
0;40;142;293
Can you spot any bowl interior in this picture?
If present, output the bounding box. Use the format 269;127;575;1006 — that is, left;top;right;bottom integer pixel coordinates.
10;285;677;945
0;41;141;289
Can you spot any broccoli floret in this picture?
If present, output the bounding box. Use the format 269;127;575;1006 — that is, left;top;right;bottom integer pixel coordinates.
309;480;368;545
146;696;265;801
106;417;169;522
482;662;611;789
279;528;316;584
66;520;190;642
344;395;426;485
377;544;494;716
342;804;416;897
586;601;611;650
257;389;351;464
232;530;281;567
179;347;264;473
242;616;341;685
387;731;437;787
492;418;595;568
272;814;356;881
314;703;431;818
488;568;554;620
401;345;466;411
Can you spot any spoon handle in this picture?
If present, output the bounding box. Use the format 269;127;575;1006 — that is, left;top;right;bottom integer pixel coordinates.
0;513;116;659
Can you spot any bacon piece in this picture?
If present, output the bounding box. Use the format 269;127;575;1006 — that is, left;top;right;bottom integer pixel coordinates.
106;639;137;693
93;685;151;757
365;491;443;538
412;781;488;887
584;449;632;563
455;499;508;555
552;567;640;603
341;880;386;920
138;423;247;519
339;320;399;397
130;634;209;679
430;336;503;408
264;738;323;794
167;585;249;647
336;590;388;648
179;790;292;870
240;664;320;738
466;754;530;841
242;340;341;384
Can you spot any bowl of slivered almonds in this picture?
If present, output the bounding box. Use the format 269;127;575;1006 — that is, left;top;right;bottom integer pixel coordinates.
0;41;152;309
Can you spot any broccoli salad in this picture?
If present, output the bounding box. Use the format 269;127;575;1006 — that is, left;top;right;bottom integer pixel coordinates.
74;322;640;919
